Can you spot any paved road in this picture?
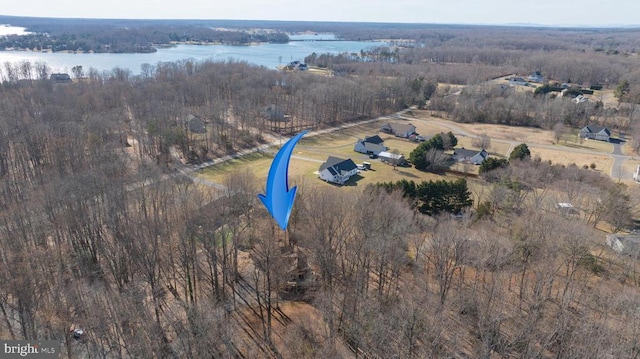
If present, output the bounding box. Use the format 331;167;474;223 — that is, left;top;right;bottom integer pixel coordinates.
611;141;627;179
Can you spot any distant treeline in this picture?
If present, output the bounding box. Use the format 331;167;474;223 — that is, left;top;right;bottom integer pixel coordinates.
0;16;289;53
3;15;640;54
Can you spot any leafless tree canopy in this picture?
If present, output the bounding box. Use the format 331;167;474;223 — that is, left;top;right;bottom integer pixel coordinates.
1;22;640;358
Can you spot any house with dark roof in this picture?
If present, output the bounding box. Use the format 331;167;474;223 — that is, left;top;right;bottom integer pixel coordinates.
318;156;358;185
509;76;528;87
286;60;308;71
579;125;610;142
50;73;72;83
453;148;488;165
186;114;206;133
262;104;288;122
380;122;416;138
354;135;387;155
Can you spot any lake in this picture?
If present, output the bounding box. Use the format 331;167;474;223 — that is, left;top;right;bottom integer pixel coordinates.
0;27;388;75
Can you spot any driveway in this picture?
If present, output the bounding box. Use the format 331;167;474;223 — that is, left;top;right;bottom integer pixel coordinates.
610;138;628;179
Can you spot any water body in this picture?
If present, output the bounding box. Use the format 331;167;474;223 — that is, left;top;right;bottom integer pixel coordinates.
0;29;387;75
289;33;337;41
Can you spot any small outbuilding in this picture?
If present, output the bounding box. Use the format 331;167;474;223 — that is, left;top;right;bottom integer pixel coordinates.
378;151;407;166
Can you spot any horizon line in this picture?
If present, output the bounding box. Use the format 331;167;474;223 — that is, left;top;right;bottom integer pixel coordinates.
1;14;639;29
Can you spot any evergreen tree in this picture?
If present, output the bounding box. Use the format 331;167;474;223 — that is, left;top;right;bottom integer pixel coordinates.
479;157;508;174
376;178;472;216
509;143;531;161
614;79;630;99
409;144;429;170
409;132;458;170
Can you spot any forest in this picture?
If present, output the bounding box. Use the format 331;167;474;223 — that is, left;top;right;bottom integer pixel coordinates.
0;16;291;53
1;20;640;358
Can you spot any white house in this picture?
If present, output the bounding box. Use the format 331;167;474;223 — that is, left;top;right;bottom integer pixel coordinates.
452;148;488;165
378;151;406;166
318;156;358;185
354;135;387;155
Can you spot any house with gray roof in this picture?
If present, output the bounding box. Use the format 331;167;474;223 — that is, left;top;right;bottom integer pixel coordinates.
453;148;488;165
380;122;416;138
579;125;610;142
186;114;206;133
354;135;387;155
50;73;72;83
509;76;529;87
318;156;358;185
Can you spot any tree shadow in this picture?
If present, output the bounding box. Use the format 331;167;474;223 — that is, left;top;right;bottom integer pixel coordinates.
396;170;418;178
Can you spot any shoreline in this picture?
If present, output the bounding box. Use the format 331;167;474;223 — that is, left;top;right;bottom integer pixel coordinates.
0;40;282;54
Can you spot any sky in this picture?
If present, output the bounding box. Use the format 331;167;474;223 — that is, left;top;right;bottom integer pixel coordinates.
2;0;640;27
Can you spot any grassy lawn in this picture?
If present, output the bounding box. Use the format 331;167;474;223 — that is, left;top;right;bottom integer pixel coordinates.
622;141;636;156
198;120;456;191
297;162;446;192
620;159;640;184
199;151;275;184
198;145;447;192
413;111;615;155
411;120;455;137
197;111;623;201
529;147;613;174
557;133;613;153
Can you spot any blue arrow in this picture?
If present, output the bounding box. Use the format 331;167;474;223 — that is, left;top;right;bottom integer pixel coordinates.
258;130;308;230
